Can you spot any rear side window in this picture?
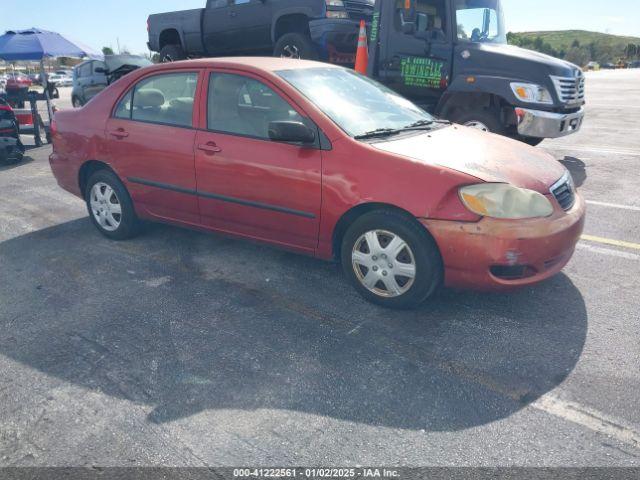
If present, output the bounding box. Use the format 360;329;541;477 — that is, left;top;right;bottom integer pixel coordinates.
114;91;133;119
207;73;304;139
124;72;198;128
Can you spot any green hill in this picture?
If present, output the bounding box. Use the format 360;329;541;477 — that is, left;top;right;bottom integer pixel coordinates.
507;30;640;66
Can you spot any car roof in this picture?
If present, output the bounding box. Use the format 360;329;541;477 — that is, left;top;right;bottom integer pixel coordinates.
145;57;341;74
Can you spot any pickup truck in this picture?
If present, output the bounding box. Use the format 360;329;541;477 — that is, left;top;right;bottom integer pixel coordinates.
148;0;374;64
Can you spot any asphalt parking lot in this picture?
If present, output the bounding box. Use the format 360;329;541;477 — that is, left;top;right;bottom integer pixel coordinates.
0;71;639;467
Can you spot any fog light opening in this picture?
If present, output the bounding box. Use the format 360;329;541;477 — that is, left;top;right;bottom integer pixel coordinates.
490;265;537;280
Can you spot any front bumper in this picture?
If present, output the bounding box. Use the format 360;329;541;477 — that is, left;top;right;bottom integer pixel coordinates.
309;18;362;64
420;193;586;291
517;106;585;139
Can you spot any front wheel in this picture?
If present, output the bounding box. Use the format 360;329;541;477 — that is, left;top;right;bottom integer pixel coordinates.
451;108;505;135
274;33;318;60
85;170;141;240
341;211;443;309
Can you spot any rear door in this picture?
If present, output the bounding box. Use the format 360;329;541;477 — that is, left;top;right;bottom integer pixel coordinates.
226;0;272;52
202;0;234;55
193;69;322;253
104;70;203;225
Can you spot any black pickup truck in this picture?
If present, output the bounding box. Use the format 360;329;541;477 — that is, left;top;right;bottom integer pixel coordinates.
148;0;374;64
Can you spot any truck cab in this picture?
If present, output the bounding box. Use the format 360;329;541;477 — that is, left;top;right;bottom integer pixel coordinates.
368;0;585;144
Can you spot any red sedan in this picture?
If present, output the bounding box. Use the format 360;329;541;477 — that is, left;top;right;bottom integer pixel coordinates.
49;58;585;308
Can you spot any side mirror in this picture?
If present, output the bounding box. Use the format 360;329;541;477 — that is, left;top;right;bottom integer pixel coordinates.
268;120;316;144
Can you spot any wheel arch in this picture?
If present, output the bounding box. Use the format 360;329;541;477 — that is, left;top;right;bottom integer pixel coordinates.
78;160;118;197
272;10;313;42
159;28;183;51
331;202;436;261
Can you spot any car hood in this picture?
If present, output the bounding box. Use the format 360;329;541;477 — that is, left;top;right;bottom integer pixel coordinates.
371;126;566;193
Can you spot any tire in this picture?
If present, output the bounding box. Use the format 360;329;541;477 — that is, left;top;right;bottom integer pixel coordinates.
341;210;443;309
72;96;83;108
85;169;141;241
159;44;186;63
451;108;505;135
517;136;544;147
274;33;318;60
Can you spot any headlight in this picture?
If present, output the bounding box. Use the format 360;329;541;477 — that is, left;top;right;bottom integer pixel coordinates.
326;0;345;6
459;183;554;219
510;82;553;105
326;10;349;18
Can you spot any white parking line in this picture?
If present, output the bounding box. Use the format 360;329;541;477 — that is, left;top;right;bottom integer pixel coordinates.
577;243;640;260
547;145;640;156
533;395;640;449
586;200;640;211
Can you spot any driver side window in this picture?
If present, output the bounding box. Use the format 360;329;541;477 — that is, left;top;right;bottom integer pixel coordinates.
395;0;447;40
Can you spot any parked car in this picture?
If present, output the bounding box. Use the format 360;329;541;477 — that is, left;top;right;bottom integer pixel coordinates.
49;58;585;308
0;99;24;163
5;74;32;90
585;61;600;71
72;55;153;107
147;0;373;64
601;63;616;70
47;72;73;87
630;61;640;69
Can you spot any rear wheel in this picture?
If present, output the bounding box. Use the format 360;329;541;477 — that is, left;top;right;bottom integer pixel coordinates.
274;33;318;60
159;44;186;63
85;170;141;240
341;210;443;309
72;96;83;108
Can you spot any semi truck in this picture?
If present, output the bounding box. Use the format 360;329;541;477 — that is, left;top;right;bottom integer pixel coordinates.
148;0;585;145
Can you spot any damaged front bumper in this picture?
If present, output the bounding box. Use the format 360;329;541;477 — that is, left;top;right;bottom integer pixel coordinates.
309;18;362;65
420;193;586;290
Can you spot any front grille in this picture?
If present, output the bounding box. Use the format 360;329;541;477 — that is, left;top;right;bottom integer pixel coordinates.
551;174;576;211
344;0;374;22
551;72;585;105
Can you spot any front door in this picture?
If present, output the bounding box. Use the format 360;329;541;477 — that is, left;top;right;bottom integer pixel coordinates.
378;0;453;109
105;70;202;225
194;70;322;253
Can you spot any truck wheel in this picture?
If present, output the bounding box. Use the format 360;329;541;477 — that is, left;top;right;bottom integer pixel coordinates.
159;44;186;63
274;33;318;60
452;109;504;135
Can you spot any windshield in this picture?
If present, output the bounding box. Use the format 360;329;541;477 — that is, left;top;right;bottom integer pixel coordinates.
277;67;436;138
455;0;506;44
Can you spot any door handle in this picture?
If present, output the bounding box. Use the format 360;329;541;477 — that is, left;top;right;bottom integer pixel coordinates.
197;142;222;154
109;129;129;139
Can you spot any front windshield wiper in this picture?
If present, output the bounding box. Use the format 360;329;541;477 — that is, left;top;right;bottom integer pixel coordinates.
354;119;451;140
354;128;403;140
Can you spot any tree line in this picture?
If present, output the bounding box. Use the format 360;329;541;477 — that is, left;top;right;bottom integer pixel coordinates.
507;32;640;66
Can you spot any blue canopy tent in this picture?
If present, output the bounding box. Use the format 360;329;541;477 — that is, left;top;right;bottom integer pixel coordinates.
0;28;101;122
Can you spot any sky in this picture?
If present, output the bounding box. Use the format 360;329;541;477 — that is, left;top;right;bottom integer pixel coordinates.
2;0;640;56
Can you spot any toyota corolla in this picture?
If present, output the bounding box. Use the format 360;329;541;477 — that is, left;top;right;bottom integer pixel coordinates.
49;58;586;308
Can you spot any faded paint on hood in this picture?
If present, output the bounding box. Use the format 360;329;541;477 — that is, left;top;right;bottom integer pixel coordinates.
372;126;567;193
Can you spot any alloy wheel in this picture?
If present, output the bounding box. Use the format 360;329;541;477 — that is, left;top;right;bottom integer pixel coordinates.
352;230;417;298
464;120;491;132
281;45;301;59
90;182;122;232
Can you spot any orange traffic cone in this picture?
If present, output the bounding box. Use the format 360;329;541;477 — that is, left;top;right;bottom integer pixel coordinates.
354;20;368;75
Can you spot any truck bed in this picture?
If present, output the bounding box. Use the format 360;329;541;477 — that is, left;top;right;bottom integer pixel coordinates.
148;9;206;56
